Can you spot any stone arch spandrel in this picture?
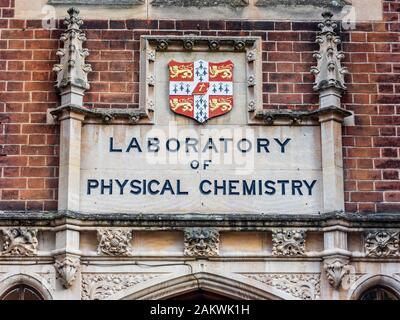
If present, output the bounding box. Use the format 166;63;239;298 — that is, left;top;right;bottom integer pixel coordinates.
107;272;297;300
348;274;400;300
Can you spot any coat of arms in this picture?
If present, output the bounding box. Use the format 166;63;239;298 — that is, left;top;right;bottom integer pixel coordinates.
168;59;234;123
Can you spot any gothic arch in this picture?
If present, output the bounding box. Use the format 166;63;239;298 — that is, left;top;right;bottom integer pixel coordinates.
348;274;400;300
0;273;53;300
108;272;296;300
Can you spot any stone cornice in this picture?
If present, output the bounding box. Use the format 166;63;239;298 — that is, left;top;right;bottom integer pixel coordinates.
0;211;399;229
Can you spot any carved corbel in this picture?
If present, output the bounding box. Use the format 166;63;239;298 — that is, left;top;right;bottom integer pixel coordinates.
323;257;351;289
54;254;80;288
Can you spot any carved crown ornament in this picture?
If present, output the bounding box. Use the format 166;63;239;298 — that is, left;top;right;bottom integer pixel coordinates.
311;11;348;94
365;231;400;258
97;229;134;256
184;228;220;257
0;228;38;256
272;229;306;256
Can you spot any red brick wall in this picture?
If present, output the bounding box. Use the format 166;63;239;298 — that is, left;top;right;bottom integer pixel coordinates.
0;0;399;213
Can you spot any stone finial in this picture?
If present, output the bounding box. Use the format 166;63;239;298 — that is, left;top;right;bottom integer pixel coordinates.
53;7;92;106
311;12;348;95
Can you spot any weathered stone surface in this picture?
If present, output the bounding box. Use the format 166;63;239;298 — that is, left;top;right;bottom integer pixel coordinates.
48;0;144;4
151;0;248;7
256;0;349;8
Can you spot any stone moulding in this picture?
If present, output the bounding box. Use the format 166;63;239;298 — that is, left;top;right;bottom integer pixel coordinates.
151;0;249;7
254;106;352;126
50;104;148;125
255;0;350;8
48;0;144;4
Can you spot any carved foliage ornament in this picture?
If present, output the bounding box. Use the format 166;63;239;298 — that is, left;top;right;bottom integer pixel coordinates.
184;228;219;257
272;229;306;256
54;255;80;288
311;11;348;93
97;229;134;256
53;7;92;92
0;228;38;256
151;0;248;8
365;231;400;257
244;273;320;300
82;273;160;300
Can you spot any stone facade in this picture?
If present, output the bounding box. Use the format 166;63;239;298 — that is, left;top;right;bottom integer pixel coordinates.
0;0;399;300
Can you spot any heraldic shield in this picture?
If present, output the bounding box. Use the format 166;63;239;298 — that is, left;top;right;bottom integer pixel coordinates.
168;59;234;123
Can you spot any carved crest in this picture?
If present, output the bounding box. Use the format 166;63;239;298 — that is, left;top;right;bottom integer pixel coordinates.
54;255;80;288
169;60;234;123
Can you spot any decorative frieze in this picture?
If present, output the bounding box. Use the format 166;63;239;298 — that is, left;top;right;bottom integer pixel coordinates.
81;273;161;300
0;228;38;256
184;228;220;257
272;229;306;256
151;0;249;8
365;231;400;257
97;229;134;256
243;273;321;300
54;255;80;288
53;7;92;106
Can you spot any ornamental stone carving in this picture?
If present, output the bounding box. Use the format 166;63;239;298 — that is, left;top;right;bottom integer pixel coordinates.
53;7;92;106
243;273;321;300
81;273;161;300
184;228;219;257
151;0;248;8
323;258;351;289
272;229;306;256
54;255;80;288
365;231;400;257
97;229;134;256
311;11;348;93
256;0;349;8
0;228;38;256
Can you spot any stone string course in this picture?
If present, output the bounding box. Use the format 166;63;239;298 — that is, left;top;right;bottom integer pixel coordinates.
0;0;399;213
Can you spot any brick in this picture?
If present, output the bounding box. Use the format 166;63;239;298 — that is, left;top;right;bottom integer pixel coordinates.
351;192;383;202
